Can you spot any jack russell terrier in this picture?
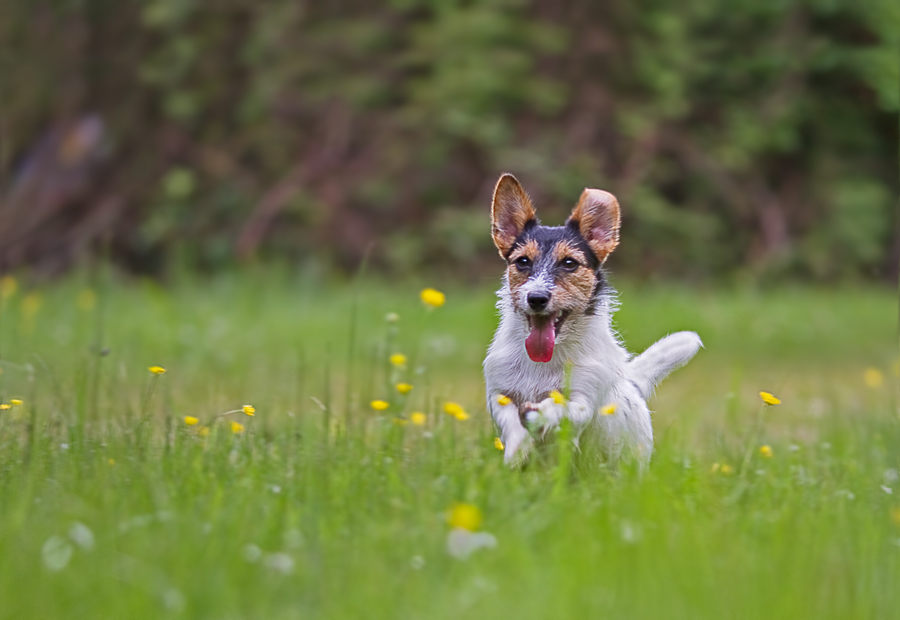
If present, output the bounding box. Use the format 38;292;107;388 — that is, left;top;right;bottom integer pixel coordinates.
483;173;701;465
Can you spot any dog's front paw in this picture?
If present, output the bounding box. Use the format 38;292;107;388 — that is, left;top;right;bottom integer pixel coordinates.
521;402;543;433
536;396;565;436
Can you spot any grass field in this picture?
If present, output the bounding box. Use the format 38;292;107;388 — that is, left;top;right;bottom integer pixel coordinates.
0;269;897;619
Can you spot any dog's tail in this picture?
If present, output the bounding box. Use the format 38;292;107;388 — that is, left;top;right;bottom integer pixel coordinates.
626;332;702;400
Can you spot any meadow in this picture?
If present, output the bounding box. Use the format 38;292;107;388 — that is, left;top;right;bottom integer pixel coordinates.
0;268;897;619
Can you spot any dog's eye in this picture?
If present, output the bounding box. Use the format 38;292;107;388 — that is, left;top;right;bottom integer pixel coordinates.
514;256;532;269
560;257;579;271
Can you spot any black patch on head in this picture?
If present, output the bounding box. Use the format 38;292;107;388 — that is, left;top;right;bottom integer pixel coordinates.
504;220;611;313
503;221;601;271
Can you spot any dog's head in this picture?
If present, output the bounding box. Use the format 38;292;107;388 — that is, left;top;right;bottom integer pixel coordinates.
491;173;620;363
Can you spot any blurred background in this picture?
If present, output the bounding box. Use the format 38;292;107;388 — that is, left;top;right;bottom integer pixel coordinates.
1;0;897;283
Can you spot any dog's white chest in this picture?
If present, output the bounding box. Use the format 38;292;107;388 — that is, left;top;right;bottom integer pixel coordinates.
483;307;625;405
486;350;565;402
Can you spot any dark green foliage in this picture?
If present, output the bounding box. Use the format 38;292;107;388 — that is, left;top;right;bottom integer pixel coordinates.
0;0;896;280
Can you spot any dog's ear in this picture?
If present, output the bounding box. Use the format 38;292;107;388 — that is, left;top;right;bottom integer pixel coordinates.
491;173;536;257
566;188;621;263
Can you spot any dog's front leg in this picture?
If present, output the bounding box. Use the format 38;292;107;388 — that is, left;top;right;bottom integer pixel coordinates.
489;394;532;465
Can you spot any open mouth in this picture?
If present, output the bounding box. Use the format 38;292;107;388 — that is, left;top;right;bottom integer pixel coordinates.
524;311;569;363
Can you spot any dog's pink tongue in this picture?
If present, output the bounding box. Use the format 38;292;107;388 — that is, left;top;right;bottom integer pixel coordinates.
525;316;555;363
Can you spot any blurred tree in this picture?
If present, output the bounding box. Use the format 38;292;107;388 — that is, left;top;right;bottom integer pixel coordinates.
0;0;895;281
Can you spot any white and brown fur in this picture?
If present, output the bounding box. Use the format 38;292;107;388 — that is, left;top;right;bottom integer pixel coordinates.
484;173;701;465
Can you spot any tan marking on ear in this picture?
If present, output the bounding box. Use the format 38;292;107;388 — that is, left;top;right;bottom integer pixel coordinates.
506;239;539;291
491;173;536;257
566;188;621;263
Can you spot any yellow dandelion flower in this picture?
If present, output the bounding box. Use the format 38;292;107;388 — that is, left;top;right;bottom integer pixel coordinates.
444;402;464;416
410;412;426;425
389;353;407;367
108;458;116;466
494;437;504;450
371;400;389;411
184;416;199;426
600;403;617;415
0;276;17;299
496;394;511;406
10;399;22;406
710;462;721;473
759;445;773;458
392;417;408;426
77;288;96;311
0;404;10;411
420;288;446;308
198;426;210;438
149;366;166;375
444;402;469;420
447;503;482;531
231;421;245;434
242;404;255;416
396;383;414;395
720;464;734;475
759;391;781;406
550;390;566;405
864;368;884;388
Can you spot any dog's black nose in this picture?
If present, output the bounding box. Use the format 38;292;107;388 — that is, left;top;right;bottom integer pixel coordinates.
527;292;550;312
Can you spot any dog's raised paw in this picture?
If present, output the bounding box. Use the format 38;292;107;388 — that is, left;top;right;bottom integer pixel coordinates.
536;397;565;435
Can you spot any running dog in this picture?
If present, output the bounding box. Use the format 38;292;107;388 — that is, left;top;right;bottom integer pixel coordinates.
483;173;701;465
